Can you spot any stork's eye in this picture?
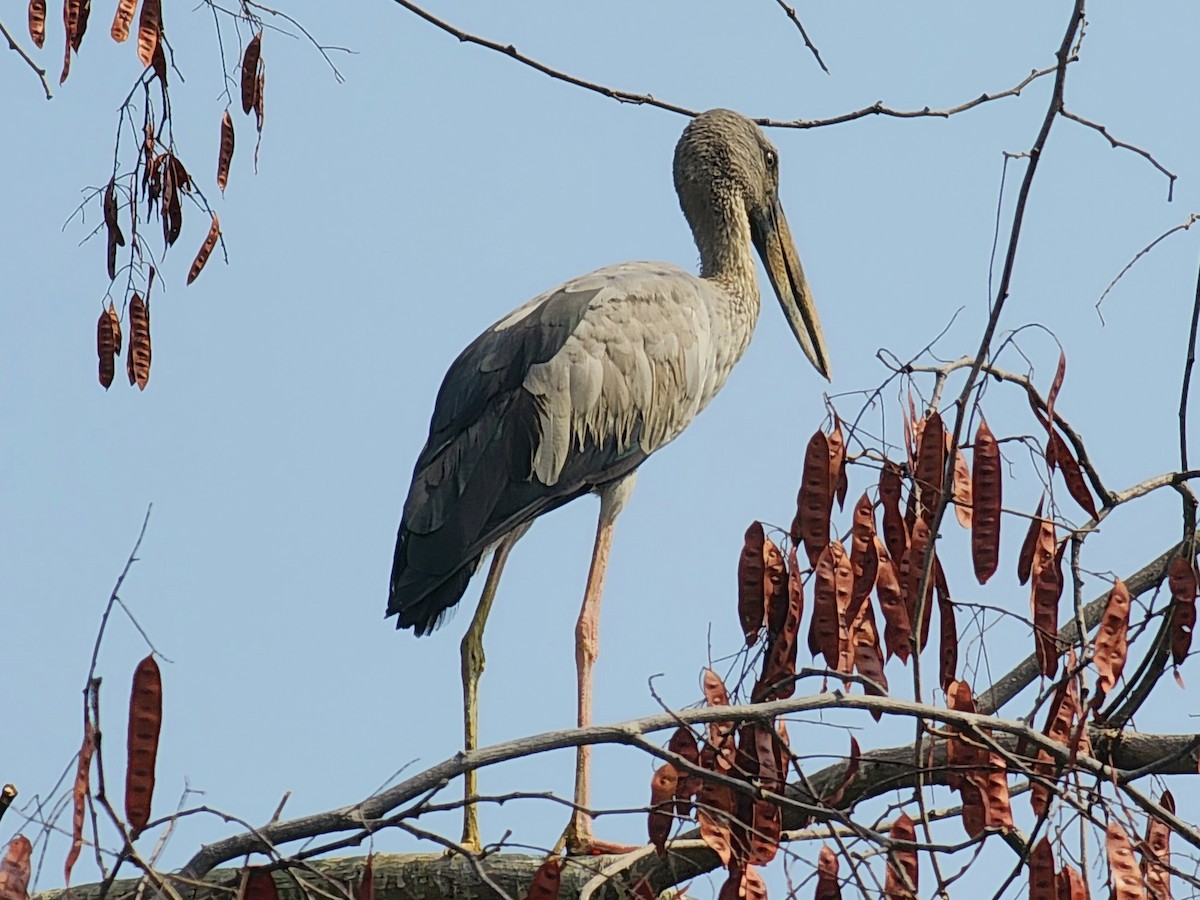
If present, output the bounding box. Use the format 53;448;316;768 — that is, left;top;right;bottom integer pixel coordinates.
764;150;777;170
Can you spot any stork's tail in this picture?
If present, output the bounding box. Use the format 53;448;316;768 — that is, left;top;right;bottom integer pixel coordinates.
387;528;480;636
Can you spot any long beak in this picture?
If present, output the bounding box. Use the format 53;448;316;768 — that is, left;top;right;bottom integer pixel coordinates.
750;194;832;381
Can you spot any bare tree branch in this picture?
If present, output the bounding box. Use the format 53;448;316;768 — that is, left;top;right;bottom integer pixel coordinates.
386;0;1057;130
1096;214;1200;319
0;16;52;100
768;0;829;74
1061;106;1177;200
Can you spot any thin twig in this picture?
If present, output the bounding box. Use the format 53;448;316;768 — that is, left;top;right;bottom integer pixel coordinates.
387;0;1057;130
0;17;52;99
86;505;156;683
1178;251;1200;545
1096;213;1200;319
1060;106;1177;201
769;0;829;74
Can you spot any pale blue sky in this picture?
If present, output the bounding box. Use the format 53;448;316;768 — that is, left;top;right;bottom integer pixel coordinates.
3;1;1199;896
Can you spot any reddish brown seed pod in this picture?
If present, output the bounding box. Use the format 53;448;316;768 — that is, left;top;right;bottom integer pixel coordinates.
1093;579;1131;706
830;541;854;675
851;597;888;704
717;866;766;900
884;813;917;900
524;858;562;900
1142;790;1174;900
647;763;678;855
702;668;733;756
971;418;1002;584
697;782;734;866
758;546;804;701
951;446;972;528
108;303;122;358
97;305;118;389
356;855;374;900
110;0;135;41
254;66;265;134
59;20;72;84
828;416;847;511
187;215;221;285
971;752;1012;832
878;460;908;566
136;0;159;67
944;679;979;793
913;410;945;518
241;869;279;900
815;845;842;900
1169;556;1197;668
70;0;90;50
667;727;699;817
127;293;151;390
1029;519;1061;678
64;721;95;886
1106;818;1145;900
809;542;851;672
849;493;879;622
1017;496;1046;587
150;38;166;84
217;111;235;193
763;538;788;642
1057;864;1087;900
794;429;833;565
1048;429;1098;519
28;0;46;47
124;655;162;834
1028;837;1056;900
904;518;933;652
63;0;81;52
737;521;766;646
1045;348;1067;435
938;589;957;691
242;33;263;114
747;798;781;865
874;538;911;664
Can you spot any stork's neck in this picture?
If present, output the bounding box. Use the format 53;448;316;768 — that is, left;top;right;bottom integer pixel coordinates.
688;193;760;310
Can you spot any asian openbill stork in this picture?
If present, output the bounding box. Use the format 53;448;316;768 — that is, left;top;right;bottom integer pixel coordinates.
388;108;832;854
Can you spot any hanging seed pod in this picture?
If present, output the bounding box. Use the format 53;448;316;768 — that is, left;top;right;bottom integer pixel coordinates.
971;418;1001;584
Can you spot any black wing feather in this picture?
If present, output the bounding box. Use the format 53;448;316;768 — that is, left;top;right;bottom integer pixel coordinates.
388;285;645;635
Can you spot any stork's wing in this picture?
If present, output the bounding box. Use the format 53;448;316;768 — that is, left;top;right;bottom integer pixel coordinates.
388;263;715;635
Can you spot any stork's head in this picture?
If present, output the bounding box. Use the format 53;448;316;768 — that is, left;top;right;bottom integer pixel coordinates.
673;108;831;381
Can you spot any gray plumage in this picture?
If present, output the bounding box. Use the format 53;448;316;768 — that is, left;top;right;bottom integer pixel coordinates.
389;109;831;635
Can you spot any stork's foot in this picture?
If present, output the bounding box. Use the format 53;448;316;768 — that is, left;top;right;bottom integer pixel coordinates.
448;837;483;858
455;814;484;857
552;815;639;857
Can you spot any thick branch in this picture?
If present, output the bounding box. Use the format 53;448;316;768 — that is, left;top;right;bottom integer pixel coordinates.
37;854;551;900
173;681;1191;873
36;727;1199;900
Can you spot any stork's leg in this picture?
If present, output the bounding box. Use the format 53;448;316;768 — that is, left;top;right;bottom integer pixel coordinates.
460;526;527;853
558;474;638;855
